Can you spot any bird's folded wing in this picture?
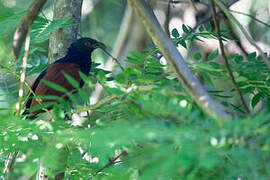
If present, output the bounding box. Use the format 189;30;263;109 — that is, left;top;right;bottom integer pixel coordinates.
30;63;81;114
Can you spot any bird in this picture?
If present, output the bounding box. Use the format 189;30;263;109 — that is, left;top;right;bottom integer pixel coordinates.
24;37;106;117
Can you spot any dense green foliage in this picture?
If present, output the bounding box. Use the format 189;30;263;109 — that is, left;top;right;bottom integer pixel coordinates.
1;0;270;179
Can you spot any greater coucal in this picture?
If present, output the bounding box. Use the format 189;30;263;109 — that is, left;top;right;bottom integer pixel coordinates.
24;37;105;117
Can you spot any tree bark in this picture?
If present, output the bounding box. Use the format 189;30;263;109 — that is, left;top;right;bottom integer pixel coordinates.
48;0;83;63
128;0;231;119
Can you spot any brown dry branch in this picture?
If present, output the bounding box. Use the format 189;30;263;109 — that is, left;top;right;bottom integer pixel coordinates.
12;0;47;59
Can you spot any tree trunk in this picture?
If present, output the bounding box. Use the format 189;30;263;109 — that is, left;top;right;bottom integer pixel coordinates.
48;0;83;63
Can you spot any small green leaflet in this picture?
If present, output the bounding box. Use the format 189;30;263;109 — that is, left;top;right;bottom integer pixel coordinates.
177;39;187;49
247;52;256;61
194;52;202;61
251;92;264;108
42;80;68;93
182;24;189;34
172;28;180;38
208;49;219;61
63;73;80;88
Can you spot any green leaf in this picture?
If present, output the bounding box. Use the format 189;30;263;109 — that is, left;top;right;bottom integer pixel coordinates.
129;51;145;59
205;22;212;31
32;17;74;43
172;28;179;38
182;24;189;34
78;89;89;101
115;73;126;84
197;33;215;39
0;11;25;36
251;92;264;108
79;71;90;83
63;73;80;88
42;80;68;93
208;49;219;61
38;95;61;100
247;52;256;61
234;55;244;63
194;52;202;61
177;39;187;49
106;87;123;95
199;25;204;32
97;71;107;84
29;101;56;112
126;57;144;65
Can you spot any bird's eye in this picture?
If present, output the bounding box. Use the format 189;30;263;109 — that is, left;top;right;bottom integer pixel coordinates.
84;41;91;47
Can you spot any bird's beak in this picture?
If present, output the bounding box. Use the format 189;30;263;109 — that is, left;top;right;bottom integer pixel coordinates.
94;42;106;50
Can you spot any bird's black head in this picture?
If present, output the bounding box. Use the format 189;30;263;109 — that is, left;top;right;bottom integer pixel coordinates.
67;37;106;57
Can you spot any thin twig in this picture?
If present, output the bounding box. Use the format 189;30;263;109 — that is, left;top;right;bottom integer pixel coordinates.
170;0;206;5
96;151;127;174
230;9;270;28
102;49;125;71
210;0;250;114
74;85;156;113
213;0;270;70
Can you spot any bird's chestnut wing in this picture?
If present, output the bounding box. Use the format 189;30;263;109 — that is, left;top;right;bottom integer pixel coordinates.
30;63;81;114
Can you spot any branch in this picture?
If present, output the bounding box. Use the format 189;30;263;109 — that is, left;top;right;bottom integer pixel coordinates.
213;0;270;70
12;0;47;59
127;0;231;119
210;1;250;114
16;29;31;115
